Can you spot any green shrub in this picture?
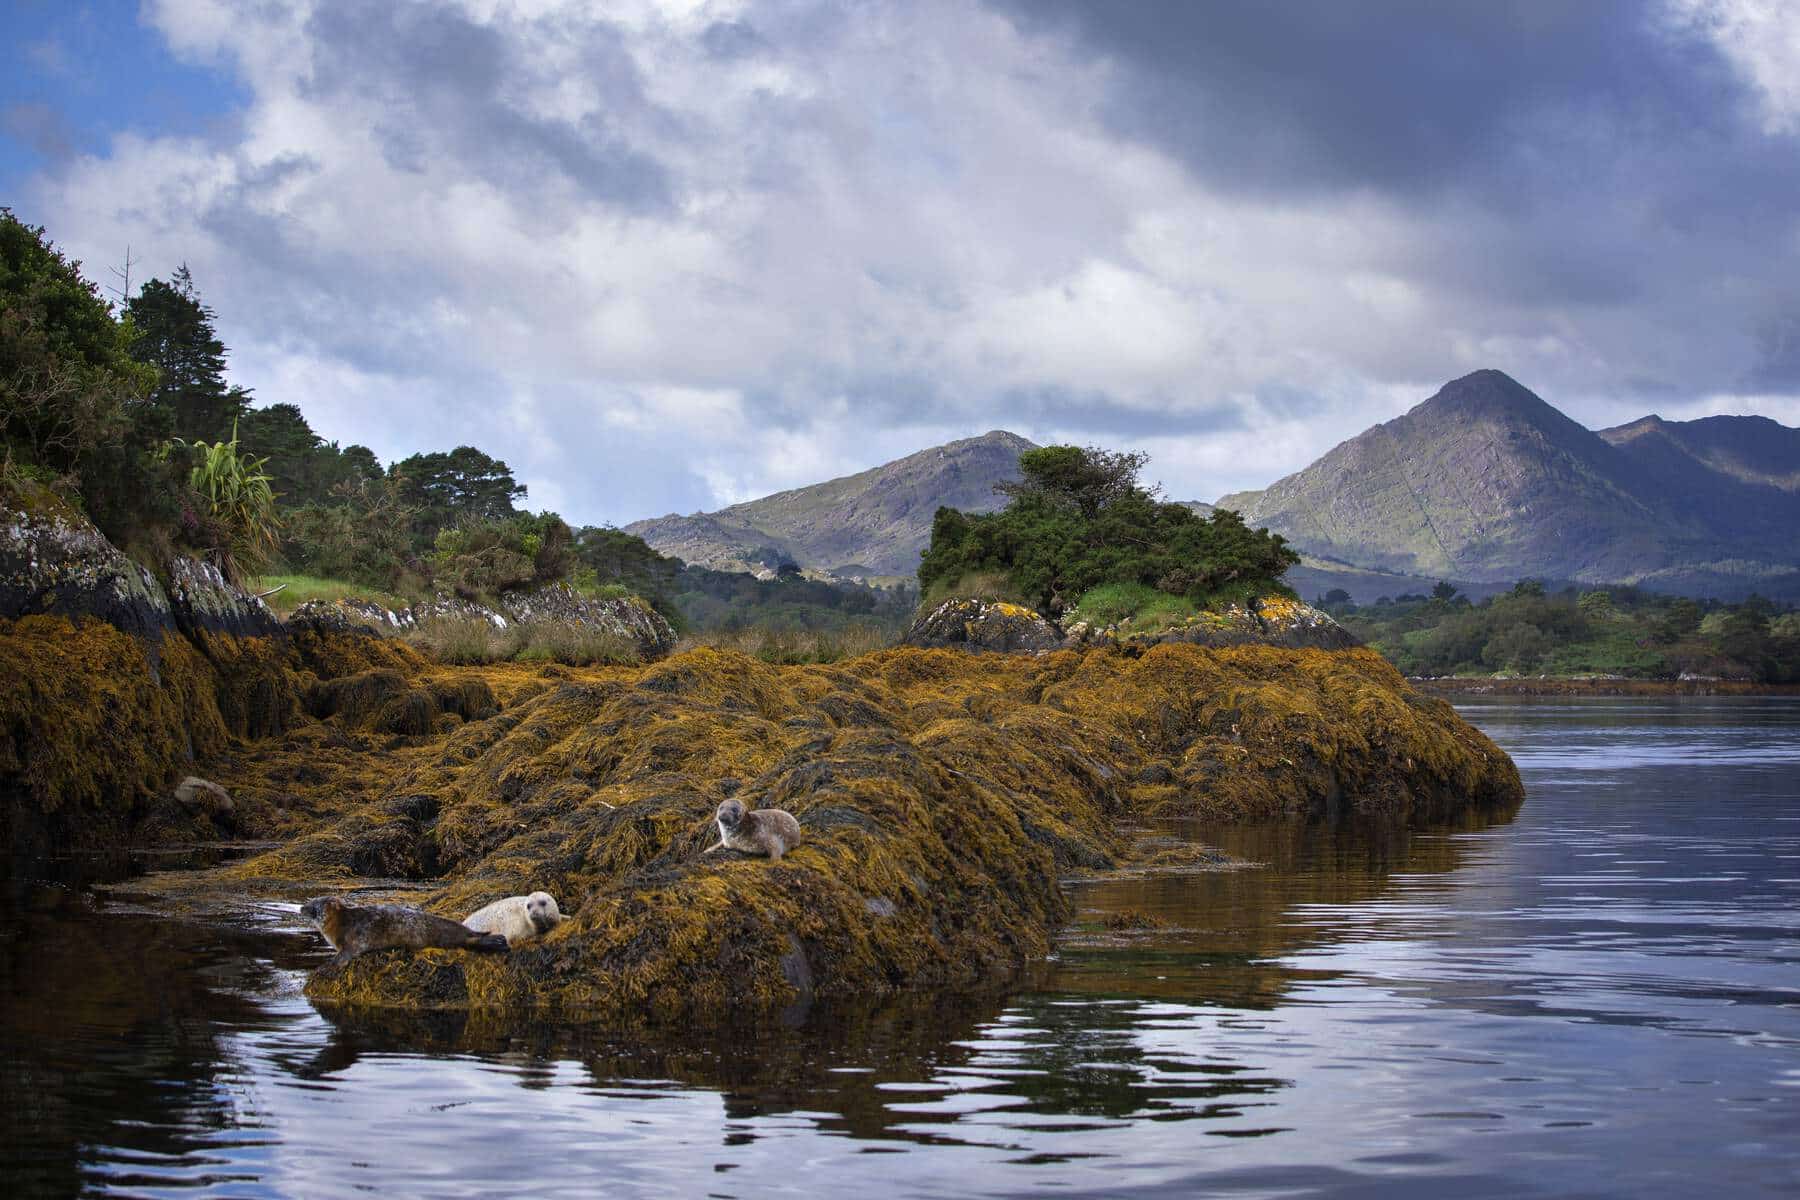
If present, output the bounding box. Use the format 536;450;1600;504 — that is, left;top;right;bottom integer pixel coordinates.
918;445;1297;616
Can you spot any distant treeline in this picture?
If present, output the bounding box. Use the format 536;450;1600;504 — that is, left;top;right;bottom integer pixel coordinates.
1317;580;1800;683
1;210;907;634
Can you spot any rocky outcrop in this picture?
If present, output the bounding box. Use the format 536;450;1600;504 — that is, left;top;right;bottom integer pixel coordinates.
1;488;178;643
901;598;1064;652
1063;595;1358;652
904;594;1356;654
1;485;281;644
291;583;678;662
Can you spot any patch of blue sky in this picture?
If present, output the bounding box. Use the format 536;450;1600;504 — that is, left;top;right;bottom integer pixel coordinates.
0;1;247;199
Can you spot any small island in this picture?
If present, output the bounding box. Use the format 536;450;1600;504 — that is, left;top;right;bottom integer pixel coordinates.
0;213;1521;1017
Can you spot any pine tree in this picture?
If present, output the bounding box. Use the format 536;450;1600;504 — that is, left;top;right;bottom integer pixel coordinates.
125;265;249;442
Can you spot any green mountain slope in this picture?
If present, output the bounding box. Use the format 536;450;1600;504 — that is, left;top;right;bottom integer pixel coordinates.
625;431;1036;578
1218;370;1800;597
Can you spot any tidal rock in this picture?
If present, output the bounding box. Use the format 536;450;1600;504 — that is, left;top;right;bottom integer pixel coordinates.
173;776;233;814
901;598;1063;652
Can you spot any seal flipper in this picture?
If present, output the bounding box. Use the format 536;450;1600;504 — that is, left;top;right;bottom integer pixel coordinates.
470;933;510;954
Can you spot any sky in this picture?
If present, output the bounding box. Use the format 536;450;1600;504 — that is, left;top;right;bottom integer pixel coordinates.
4;0;1798;525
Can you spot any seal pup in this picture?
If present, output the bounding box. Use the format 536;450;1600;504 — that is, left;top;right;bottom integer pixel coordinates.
300;896;511;967
463;891;564;945
705;798;802;861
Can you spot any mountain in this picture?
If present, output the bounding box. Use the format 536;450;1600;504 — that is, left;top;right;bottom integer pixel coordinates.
1218;370;1800;598
625;431;1037;578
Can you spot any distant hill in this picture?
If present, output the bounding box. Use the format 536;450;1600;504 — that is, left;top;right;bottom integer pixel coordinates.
1218;370;1800;599
625;431;1036;578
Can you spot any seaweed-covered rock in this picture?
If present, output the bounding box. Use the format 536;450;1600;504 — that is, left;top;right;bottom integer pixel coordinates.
185;642;1521;1018
902;598;1063;652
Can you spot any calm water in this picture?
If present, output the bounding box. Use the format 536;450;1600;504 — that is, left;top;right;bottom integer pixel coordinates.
3;697;1797;1198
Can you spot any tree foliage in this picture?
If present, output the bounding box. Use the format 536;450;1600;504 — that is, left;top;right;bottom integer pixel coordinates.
920;445;1297;615
390;445;527;543
126;266;250;443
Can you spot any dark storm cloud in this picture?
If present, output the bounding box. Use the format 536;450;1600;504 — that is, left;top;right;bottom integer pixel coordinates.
991;0;1743;201
302;2;673;211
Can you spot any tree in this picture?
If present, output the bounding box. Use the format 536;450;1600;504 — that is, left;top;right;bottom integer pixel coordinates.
1577;589;1614;619
389;445;526;545
996;445;1154;519
126;266;249;442
1323;587;1352;606
1431;580;1459;602
920;445;1297;615
0;210;169;542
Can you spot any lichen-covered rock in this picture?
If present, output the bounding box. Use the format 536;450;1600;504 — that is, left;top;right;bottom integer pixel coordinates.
902;598;1064;652
1064;596;1358;652
293;584;677;662
0;489;175;643
164;556;282;639
157;642;1525;1018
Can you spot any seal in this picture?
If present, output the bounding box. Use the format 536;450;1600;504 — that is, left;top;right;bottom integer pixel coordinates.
463;891;564;945
705;798;802;861
300;896;511;967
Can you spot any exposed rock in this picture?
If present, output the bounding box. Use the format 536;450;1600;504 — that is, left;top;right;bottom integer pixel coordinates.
901;598;1063;652
174;776;233;814
1064;596;1357;652
290;584;677;661
165;555;283;639
906;595;1356;655
0;489;175;643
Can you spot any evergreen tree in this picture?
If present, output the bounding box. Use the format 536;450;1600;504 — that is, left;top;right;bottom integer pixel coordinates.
126;265;249;441
389;445;527;545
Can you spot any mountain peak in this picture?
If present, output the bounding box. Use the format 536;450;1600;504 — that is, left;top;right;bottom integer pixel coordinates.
624;430;1038;577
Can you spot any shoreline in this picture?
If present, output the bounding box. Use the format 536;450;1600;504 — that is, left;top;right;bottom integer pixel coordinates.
1411;676;1800;697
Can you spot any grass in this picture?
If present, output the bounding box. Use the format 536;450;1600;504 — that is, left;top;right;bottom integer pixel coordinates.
250;574;411;616
1069;582;1201;631
405;616;641;667
680;621;894;664
921;570;1032;608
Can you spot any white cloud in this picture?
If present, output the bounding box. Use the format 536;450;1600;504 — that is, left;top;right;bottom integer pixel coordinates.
16;0;1799;524
1664;0;1800;134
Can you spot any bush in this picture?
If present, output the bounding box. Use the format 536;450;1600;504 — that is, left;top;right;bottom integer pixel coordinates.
918;445;1297;615
431;511;575;599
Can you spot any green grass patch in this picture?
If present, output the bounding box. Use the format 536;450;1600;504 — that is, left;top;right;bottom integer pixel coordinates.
1069;582;1200;631
249;574;411;615
921;570;1031;608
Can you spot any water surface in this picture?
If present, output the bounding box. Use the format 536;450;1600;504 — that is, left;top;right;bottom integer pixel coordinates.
3;697;1797;1197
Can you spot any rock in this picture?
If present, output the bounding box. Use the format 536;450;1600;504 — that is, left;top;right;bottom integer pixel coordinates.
165;555;282;639
907;593;1356;655
901;598;1064;652
173;776;233;814
0;488;176;643
2;487;280;644
290;583;678;661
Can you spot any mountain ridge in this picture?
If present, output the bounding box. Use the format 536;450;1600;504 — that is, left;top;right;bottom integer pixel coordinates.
625;430;1037;578
1218;370;1800;598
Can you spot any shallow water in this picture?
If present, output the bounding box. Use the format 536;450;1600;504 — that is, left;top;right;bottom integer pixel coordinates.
3;697;1798;1198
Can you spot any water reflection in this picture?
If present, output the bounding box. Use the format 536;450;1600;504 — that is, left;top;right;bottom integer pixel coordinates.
4;697;1799;1197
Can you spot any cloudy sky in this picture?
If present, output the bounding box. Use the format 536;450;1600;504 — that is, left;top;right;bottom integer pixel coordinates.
4;0;1798;524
